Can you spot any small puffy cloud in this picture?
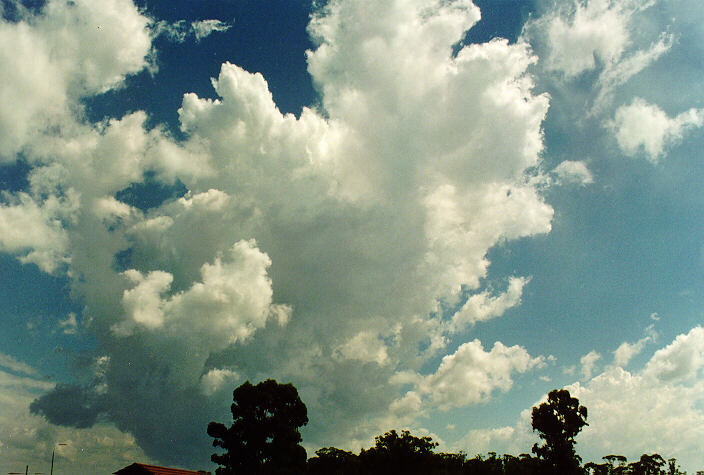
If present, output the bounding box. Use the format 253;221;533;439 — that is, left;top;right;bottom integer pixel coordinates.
450;277;528;330
610;98;704;161
642;326;704;382
333;331;390;366
380;339;543;436
116;269;173;333
93;196;138;223
0;191;78;273
552;160;594;185
115;239;287;350
612;341;642;368
200;368;241;396
58;313;79;335
419;340;543;410
613;331;655;367
580;350;601;380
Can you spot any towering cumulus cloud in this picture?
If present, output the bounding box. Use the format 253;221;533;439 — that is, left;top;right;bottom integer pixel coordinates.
10;0;553;467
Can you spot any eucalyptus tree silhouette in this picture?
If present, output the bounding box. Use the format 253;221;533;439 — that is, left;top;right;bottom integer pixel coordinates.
207;379;308;475
358;429;441;474
531;389;588;475
627;453;666;474
307;447;360;475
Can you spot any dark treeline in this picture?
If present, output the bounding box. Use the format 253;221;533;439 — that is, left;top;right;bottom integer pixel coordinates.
207;380;686;475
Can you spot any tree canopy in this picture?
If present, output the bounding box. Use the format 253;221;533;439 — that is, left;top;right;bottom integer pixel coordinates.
358;429;441;474
531;388;589;475
206;383;686;475
207;379;308;475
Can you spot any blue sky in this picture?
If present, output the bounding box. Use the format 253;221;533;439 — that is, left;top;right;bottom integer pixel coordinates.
0;0;703;473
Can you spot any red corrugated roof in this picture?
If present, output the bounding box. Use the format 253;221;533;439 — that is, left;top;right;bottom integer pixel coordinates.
113;462;210;474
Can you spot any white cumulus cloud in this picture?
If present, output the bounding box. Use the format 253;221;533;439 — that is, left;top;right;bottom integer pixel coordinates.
552;160;594;185
541;0;634;77
613;332;654;367
611;98;704;161
0;0;152;159
456;326;704;472
116;239;287;350
419;340;544;410
580;350;602;380
12;0;562;464
642;326;704;382
450;277;529;330
523;0;673;112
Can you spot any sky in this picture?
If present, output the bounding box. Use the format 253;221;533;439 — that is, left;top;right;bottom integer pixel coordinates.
0;0;703;473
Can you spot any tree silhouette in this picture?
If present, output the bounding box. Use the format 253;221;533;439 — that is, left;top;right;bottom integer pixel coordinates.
207;379;308;475
358;429;441;474
307;447;360;475
584;461;609;474
586;454;629;475
666;457;685;475
531;389;588;475
627;453;666;475
201;382;686;475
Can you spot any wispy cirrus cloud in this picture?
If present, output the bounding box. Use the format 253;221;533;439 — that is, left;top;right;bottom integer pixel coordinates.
153;18;233;43
523;0;673;113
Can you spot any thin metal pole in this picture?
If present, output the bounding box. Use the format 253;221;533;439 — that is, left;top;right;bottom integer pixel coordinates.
50;443;66;475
